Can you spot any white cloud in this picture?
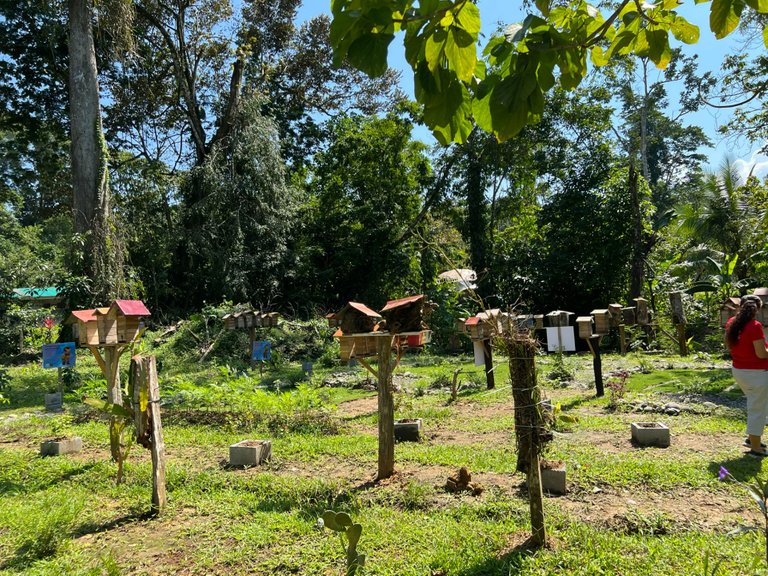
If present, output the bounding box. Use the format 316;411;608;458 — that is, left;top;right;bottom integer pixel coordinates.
733;147;768;181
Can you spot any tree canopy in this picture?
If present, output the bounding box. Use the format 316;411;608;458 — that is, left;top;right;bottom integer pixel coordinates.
329;0;768;143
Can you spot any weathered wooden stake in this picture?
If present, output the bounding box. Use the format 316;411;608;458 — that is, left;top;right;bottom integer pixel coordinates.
586;336;604;397
377;335;395;480
91;344;128;461
130;355;167;513
507;333;546;547
618;324;627;355
483;339;495;390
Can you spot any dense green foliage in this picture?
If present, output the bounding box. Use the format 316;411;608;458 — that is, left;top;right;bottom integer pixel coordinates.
1;0;768;363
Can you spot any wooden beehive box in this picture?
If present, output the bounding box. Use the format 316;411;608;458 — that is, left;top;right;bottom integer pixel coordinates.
456;318;469;335
668;291;685;325
95;300;150;345
608;304;623;327
337;333;380;360
333;302;381;335
326;312;340;329
534;315;544;330
634;298;650;325
68;309;102;346
576;316;593;339
243;311;256;328
465;316;492;340
265;312;280;327
622;307;636;326
235;312;247;329
223;313;237;330
720;297;741;326
380;294;429;333
591;309;610;335
546;310;573;327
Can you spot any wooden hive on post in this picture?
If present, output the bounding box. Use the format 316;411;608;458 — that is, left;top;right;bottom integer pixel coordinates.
720;297;741;326
546;310;573;327
329;302;381;335
576;316;594;339
608;304;623;327
222;313;237;330
533;314;544;330
634;298;650;326
590;309;611;335
669;291;685;325
622;306;636;326
95;300;150;345
67;309;104;346
380;294;429;334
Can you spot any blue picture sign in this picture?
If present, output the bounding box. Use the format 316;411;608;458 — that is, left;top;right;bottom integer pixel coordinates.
42;342;76;369
251;341;271;362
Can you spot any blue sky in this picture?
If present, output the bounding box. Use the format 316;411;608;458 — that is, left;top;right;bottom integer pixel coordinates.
295;1;767;179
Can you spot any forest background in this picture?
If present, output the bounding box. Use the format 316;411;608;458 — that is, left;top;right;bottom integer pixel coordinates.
2;0;768;356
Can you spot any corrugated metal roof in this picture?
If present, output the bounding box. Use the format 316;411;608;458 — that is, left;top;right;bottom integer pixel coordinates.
380;294;424;312
112;300;151;316
465;317;480;326
348;302;381;317
12;287;61;299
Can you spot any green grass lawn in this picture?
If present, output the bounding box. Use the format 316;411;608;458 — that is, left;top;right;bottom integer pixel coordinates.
1;349;767;575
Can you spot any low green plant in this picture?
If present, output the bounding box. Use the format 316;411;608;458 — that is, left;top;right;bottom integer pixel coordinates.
546;351;575;384
319;510;365;576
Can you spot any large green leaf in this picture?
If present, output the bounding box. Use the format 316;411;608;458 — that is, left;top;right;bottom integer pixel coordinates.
670;16;700;44
646;29;671;67
710;0;744;38
445;28;477;82
454;1;481;35
347;32;394;76
764;23;768;48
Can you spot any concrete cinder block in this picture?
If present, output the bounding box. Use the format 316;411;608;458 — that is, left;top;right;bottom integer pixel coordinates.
230;440;272;467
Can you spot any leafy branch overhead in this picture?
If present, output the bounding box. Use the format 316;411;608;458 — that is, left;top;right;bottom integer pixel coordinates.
330;0;768;144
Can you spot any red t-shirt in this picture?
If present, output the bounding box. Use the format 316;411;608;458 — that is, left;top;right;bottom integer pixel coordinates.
727;318;768;369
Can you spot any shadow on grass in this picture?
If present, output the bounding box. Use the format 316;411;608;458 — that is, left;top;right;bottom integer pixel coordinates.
450;534;549;576
708;453;766;483
73;508;159;538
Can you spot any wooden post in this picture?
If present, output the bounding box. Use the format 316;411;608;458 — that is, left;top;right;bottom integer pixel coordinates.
377;335;395;480
528;449;546;546
618;324;627;355
507;332;546;547
586;336;604;397
130;356;167;513
146;356;167;513
483;339;495;390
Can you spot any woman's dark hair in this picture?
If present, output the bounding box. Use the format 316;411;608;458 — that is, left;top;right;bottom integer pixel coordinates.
726;295;763;346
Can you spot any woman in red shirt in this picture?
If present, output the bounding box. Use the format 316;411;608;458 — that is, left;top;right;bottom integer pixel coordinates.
726;294;768;456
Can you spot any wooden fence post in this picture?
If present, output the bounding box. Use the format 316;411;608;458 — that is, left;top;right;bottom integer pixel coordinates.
483;339;495;390
130;355;167;513
507;332;546;547
377;335;395;480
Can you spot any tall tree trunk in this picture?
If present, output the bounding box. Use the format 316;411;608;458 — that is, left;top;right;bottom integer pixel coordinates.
629;165;644;299
69;0;107;234
465;145;489;295
69;0;119;299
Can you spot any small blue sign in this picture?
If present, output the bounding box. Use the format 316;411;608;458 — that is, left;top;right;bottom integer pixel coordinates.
42;342;76;369
252;341;271;362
